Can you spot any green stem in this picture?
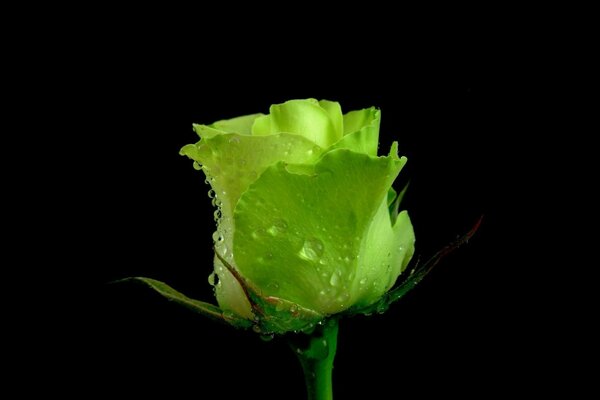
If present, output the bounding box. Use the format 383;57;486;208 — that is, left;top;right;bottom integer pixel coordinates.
289;318;339;400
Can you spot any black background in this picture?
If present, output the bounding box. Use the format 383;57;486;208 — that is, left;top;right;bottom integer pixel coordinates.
34;21;564;398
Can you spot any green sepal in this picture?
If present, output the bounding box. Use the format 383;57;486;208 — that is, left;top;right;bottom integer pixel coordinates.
350;216;483;316
115;277;252;328
214;251;324;334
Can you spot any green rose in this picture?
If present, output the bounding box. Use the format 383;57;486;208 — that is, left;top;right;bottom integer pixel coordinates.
178;99;415;334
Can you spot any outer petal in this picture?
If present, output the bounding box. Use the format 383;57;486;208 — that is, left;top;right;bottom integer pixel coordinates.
350;199;415;308
233;147;406;315
180;133;324;317
191;113;263;140
251;99;342;148
211;113;264;134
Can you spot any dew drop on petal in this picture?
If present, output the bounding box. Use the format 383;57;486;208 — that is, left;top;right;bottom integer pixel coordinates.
298;238;324;262
329;273;339;287
208;272;219;286
267;219;288;236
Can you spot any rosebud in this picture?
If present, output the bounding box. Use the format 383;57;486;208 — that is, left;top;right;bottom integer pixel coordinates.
179;99;415;334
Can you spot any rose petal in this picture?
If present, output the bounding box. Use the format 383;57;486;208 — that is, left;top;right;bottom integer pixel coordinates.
233;146;410;315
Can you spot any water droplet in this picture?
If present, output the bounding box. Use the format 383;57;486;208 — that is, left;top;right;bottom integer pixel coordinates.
228;136;240;144
267;219;288;236
298;238;324;262
212;231;222;242
213;209;222;221
337;293;350;302
329;273;339;287
208;272;219;286
208;189;216;199
193;161;202;170
343;256;351;263
252;228;266;239
252;325;261;333
359;277;368;285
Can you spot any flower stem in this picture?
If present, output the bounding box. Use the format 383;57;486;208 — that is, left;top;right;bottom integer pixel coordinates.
289;318;339;400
